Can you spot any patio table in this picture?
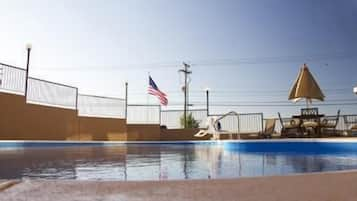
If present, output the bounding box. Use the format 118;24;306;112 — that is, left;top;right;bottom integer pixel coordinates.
292;114;325;136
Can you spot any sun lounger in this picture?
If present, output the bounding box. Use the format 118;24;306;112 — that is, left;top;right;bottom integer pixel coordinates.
194;130;210;137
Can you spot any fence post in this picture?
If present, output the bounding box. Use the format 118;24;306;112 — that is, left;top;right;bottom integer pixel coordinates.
206;89;209;116
261;113;264;134
125;82;128;120
75;88;79;111
237;114;240;134
159;105;162;125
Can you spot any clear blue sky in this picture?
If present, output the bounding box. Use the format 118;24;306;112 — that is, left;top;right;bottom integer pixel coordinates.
0;0;357;117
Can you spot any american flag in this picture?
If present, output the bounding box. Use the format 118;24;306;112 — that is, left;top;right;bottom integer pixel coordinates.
148;76;168;106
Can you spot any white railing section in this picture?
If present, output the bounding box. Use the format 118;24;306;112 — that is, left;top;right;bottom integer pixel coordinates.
26;77;77;109
126;104;160;124
0;63;26;94
77;94;125;118
161;109;207;129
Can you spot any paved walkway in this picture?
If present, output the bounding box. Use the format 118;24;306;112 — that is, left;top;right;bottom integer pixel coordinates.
1;171;357;201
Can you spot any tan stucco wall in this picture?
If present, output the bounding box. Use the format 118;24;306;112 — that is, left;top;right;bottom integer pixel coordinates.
0;92;127;141
0;93;78;140
0;92;211;141
78;117;126;141
126;124;161;141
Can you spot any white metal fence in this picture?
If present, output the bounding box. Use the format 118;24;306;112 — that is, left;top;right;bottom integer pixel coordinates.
126;104;161;124
0;62;126;118
26;77;78;109
161;109;207;129
0;63;26;94
77;94;126;118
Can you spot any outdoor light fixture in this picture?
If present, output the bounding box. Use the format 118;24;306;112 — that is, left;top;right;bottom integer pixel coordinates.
26;43;32;50
354;86;357;95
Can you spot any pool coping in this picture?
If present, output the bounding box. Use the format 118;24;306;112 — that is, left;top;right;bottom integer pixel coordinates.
2;170;357;201
1;138;357;145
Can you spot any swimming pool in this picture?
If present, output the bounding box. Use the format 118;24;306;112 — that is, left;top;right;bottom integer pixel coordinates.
1;139;357;180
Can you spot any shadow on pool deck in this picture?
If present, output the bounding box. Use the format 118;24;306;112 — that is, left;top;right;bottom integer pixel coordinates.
1;171;357;201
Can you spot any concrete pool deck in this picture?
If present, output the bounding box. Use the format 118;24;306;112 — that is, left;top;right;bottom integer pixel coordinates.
1;171;357;201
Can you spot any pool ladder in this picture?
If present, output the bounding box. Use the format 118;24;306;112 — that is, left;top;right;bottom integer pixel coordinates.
214;111;240;140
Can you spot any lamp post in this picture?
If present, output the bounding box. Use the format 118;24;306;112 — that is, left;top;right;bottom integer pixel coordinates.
24;43;32;99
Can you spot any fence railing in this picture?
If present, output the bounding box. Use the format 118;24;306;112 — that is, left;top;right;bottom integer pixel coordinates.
238;113;264;133
77;94;126;118
26;77;78;109
126;104;161;124
161;109;207;129
0;63;26;94
0;62;126;117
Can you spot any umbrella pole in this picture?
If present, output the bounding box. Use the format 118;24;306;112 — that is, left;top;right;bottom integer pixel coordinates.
306;99;309;108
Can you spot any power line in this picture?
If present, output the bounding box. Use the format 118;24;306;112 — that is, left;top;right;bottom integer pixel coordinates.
31;52;357;71
129;87;354;94
184;99;357;104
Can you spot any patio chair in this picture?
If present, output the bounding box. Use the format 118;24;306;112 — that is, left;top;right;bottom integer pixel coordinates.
278;112;302;138
343;114;357;136
301;107;319;116
300;108;321;137
261;118;276;138
320;110;340;136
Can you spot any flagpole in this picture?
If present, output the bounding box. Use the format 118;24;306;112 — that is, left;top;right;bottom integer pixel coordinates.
147;72;150;123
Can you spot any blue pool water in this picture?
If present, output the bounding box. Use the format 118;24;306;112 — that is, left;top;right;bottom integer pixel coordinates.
1;140;357;180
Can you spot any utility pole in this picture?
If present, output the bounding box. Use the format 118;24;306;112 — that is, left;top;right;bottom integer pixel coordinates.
179;62;192;128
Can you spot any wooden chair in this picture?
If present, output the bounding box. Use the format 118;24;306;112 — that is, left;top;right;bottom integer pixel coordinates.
320;110;340;136
278;112;302;138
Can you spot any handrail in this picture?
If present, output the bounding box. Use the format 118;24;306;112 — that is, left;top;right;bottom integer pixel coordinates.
215;111;239;122
215;111;240;139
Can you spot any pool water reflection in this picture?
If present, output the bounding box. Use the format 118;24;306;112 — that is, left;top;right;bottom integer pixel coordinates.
1;143;357;180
